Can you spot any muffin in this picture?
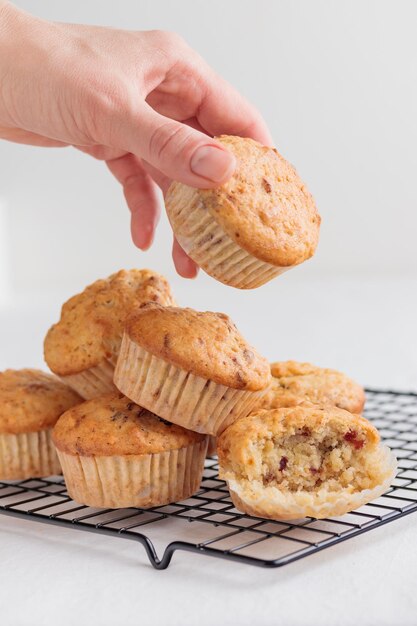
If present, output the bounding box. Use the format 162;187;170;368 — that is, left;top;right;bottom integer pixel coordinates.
218;406;396;520
0;369;82;479
206;436;217;457
165;135;320;289
53;394;208;508
114;303;271;435
263;361;365;413
44;269;175;399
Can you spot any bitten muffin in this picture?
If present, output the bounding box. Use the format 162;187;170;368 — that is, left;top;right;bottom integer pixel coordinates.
44;269;175;399
218;407;396;520
165;135;320;289
114;303;271;435
53;394;208;509
263;361;365;413
0;369;82;479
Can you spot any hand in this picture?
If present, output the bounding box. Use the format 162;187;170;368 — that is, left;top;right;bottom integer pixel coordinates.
0;2;271;277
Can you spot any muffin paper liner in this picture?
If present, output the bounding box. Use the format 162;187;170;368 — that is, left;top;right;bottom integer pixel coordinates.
114;337;267;436
61;358;118;400
224;445;397;520
0;429;61;479
166;185;288;289
56;439;208;509
206;436;217;457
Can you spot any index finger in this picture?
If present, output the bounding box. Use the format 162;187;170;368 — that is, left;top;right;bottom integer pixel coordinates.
195;63;273;146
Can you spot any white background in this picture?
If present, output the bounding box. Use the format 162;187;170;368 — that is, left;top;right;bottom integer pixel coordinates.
0;0;416;387
0;2;417;625
1;0;417;377
2;0;417;287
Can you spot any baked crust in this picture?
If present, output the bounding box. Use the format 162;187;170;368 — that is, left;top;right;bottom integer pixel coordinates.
52;393;206;456
44;269;175;376
0;369;82;434
263;361;365;413
125;303;271;391
218;406;379;474
166;135;320;266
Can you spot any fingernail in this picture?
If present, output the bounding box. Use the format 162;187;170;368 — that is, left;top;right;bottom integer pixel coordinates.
190;145;236;183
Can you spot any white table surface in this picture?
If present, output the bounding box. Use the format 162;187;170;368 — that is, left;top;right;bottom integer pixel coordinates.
0;276;416;626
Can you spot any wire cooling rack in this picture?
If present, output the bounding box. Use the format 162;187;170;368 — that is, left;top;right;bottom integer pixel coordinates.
1;389;417;570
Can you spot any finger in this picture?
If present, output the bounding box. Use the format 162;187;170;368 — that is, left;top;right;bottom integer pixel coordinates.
141;160;171;195
139;112;242;190
146;62;272;146
172;237;199;279
178;116;208;135
141;160;200;279
106;153;160;250
133;161;199;278
118;104;236;189
141;160;201;279
196;69;273;146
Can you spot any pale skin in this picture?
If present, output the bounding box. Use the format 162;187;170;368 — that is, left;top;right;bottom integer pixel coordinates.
0;2;272;277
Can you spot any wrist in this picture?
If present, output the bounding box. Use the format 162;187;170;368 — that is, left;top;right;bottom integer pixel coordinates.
0;3;52;128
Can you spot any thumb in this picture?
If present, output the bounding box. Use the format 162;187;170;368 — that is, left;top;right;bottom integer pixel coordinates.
119;105;236;188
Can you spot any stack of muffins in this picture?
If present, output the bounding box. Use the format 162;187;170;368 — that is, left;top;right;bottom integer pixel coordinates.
0;136;396;520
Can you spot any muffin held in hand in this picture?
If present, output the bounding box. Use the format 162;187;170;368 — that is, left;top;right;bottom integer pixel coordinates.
218;406;396;520
165;135;320;289
114;303;271;435
44;269;175;400
53;394;207;509
263;361;365;413
0;369;81;479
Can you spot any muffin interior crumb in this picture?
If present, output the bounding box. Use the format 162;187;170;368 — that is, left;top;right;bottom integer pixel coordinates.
242;424;383;494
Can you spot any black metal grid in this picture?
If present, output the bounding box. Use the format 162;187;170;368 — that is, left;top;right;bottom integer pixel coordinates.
1;389;417;570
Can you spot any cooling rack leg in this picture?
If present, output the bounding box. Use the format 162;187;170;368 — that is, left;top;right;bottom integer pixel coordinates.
124;532;169;569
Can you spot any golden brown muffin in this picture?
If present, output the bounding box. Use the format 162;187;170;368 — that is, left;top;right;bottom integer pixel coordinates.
206;436;217;457
0;369;82;479
218;406;396;520
263;361;365;413
114;303;271;435
166;135;320;289
44;269;175;399
53;393;207;508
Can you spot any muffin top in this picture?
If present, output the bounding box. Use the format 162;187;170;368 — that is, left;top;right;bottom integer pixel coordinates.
217;405;379;474
53;393;206;456
125;303;270;391
263;361;365;413
166;135;320;266
0;369;82;434
44;269;175;376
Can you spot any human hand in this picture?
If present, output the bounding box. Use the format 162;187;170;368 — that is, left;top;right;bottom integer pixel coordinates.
0;2;271;277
